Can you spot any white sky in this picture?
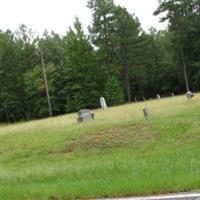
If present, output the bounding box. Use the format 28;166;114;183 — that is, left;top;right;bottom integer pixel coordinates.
0;0;167;36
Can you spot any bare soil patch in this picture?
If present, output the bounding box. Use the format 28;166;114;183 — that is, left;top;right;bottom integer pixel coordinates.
64;124;155;153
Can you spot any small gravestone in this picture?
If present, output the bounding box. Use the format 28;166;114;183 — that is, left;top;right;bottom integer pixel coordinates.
142;107;149;119
134;97;137;102
157;94;161;100
171;92;175;97
186;91;194;100
100;97;108;109
77;109;94;123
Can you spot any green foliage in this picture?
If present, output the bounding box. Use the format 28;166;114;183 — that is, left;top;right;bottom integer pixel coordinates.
0;30;26;121
23;63;57;119
105;76;124;106
154;0;200;91
63;18;103;112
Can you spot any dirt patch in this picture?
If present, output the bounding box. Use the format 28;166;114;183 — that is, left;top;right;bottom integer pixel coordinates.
63;124;155;153
175;127;200;146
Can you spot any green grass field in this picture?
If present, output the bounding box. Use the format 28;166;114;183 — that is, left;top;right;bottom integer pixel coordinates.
0;94;200;200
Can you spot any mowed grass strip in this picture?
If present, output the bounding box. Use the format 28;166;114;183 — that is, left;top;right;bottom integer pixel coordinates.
0;94;200;200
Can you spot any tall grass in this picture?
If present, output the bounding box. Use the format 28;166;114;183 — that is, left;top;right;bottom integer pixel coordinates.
0;94;200;200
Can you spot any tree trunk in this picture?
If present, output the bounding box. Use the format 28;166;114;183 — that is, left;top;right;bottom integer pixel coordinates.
123;52;131;102
125;70;131;102
180;47;190;92
121;44;131;103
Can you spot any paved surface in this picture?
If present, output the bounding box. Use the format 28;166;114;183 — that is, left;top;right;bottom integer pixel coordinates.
97;192;200;200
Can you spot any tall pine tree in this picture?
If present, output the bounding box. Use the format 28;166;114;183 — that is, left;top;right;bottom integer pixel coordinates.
105;76;124;106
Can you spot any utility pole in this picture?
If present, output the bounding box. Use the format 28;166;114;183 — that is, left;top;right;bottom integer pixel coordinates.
40;50;53;117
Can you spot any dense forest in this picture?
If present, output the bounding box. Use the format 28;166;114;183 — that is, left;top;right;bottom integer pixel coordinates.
0;0;200;122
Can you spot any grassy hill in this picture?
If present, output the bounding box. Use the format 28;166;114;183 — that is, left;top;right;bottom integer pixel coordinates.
0;94;200;200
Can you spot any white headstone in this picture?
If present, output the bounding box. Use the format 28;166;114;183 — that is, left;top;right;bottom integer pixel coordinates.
157;94;161;100
100;97;108;109
186;91;194;100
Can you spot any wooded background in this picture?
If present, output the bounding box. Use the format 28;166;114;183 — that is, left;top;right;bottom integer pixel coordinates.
0;0;199;122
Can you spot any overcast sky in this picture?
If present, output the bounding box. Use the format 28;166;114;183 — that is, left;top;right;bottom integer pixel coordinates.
0;0;167;35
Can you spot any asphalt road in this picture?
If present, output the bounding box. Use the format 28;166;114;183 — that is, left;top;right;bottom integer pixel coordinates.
97;192;200;200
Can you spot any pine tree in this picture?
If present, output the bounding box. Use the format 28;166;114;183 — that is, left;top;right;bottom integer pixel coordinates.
154;0;200;92
63;17;103;112
105;76;124;106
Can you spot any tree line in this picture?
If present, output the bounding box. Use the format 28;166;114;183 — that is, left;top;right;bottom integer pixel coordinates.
0;0;199;122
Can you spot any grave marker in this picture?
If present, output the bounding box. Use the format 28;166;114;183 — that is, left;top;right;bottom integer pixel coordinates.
142;107;149;119
77;109;95;123
157;94;161;100
134;97;137;102
100;97;108;109
186;91;194;100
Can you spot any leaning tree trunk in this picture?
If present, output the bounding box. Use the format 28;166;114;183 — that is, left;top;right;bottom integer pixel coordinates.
40;50;53;117
180;47;190;92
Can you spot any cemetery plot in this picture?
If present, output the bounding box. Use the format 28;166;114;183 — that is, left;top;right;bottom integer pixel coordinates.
0;94;200;200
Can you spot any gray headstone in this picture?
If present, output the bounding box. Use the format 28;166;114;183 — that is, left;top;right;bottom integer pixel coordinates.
100;97;107;109
77;109;94;123
157;94;161;100
134;97;137;102
142;107;149;119
171;92;175;97
186;91;194;100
